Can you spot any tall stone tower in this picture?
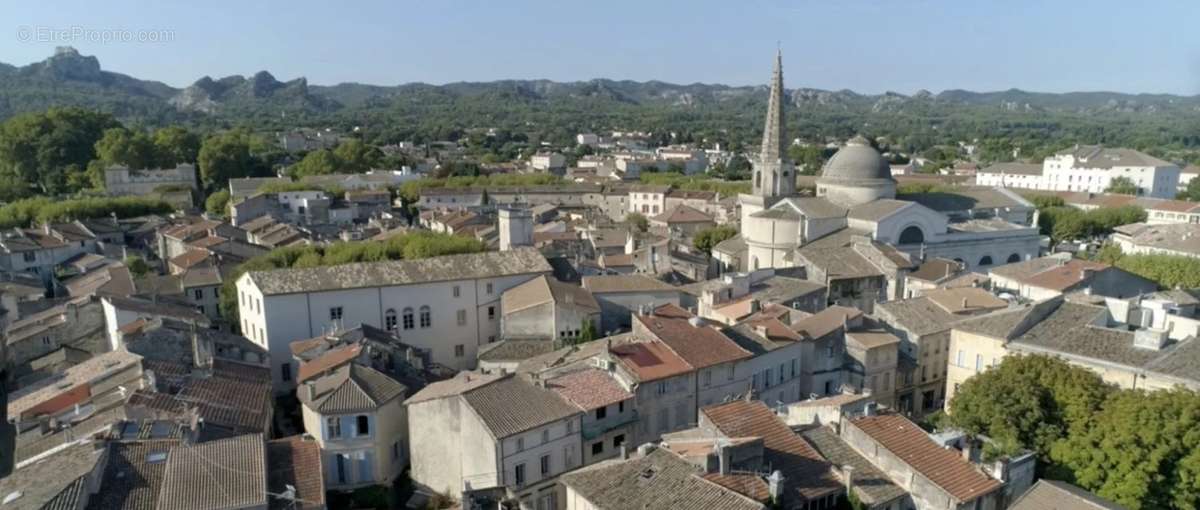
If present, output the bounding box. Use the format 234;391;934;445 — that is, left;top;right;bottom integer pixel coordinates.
740;50;797;233
498;207;533;251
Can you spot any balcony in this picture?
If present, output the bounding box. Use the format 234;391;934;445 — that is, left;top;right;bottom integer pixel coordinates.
582;411;638;441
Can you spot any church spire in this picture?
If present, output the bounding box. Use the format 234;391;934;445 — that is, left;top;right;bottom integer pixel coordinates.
760;49;787;162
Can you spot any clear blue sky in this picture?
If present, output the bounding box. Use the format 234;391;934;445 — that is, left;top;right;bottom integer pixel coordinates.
3;0;1199;95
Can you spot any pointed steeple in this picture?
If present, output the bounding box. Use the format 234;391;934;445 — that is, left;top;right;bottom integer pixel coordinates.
760;49;787;162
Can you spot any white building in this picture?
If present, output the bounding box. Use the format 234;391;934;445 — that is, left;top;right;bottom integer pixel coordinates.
531;152;567;172
235;248;553;390
976;146;1181;198
104;163;198;196
1112;222;1200;259
732;52;1041;279
576;133;600;147
406;372;582;509
628;185;670;215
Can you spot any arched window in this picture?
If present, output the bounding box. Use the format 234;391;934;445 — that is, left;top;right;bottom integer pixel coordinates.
1007;253;1021;263
384;309;397;331
402;307;414;330
978;255;994;267
898;226;925;245
419;306;432;328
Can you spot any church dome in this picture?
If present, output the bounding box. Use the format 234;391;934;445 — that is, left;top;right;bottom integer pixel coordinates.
818;136;893;183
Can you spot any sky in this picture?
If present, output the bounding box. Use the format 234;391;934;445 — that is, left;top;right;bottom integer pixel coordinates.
3;0;1200;95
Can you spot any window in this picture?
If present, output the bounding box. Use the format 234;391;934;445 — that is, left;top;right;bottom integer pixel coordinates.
41;336;51;346
791;359;797;377
827;344;835;358
488;306;496;320
514;463;526;486
780;363;786;383
419;306;431;328
357;415;370;436
542;429;550;444
452;285;460;298
457;309;467;326
656;381;668;395
618;401;625;413
486;282;494;294
595;407;607;420
956;349;965;367
327;417;341;439
392;440;401;461
975;354;983;371
454;344;465;358
403;308;414;330
193;288;203;300
728;365;735;381
22;252;35;263
752;374;760;390
613;434;625;448
539;454;551;476
703;370;712;387
385;309;397;331
592;442;604;455
281;363;292;382
330;306;343;321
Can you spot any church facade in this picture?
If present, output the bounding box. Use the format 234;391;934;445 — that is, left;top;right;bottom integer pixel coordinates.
721;52;1042;307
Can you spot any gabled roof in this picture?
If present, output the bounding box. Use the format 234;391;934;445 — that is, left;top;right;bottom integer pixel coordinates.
849;413;1001;503
299;363;407;415
560;448;765;510
703;400;841;503
158;434;268;510
1009;479;1127;510
582;274;678;294
461;374;580;438
546;368;632;411
847;199;914;222
652;205;715;224
801;426;908;507
267;436;326;510
636;307;752;369
790;305;862;340
502;275;600;315
296;344;362;382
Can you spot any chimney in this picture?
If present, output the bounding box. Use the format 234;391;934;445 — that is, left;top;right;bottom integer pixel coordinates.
767;470;786;503
305;381;316;401
619;445;628;460
717;441;731;475
961;297;968;310
841;464;855;494
749;299;761;315
961;439;977;463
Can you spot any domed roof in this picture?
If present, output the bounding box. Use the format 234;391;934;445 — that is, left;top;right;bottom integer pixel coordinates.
818;136;894;183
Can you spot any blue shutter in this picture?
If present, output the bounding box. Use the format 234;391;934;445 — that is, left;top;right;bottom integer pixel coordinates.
342;417;355;439
359;451;375;482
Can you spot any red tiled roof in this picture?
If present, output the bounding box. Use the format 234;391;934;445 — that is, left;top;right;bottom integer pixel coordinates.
547;368;632;411
703;400;841;502
297;344;362;382
1023;259;1108;291
169;249;213;270
652;205;715;224
637;310;751;369
267;435;325;509
611;341;692;382
702;473;770;502
850;413;1001;502
743;316;802;342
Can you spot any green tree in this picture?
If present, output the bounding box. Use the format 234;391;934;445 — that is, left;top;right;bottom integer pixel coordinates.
205;189;231;218
1087;205;1146;234
787;144;827;175
578;319;597;345
624;212;649;233
1180;177;1200;202
1051;389;1200;510
333;139;383;173
153;126;201;166
94;127;159;170
949;354;1113;467
290;149;341;177
0;107;119;194
693;225;738;254
124;256;150;278
1105;176;1139;195
197;131;261;191
1112;253;1200;289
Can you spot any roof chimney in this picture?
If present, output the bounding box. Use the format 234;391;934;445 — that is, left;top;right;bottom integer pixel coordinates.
841;464;854;495
717;440;731;475
768;470;786;504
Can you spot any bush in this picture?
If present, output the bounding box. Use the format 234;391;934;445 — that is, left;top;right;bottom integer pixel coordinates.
0;196;175;229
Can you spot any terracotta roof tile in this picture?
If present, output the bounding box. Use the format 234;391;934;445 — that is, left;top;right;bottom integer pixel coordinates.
850;413;1001;502
612;341;693;382
547;368;632;411
702;400;841;502
637;309;751;369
